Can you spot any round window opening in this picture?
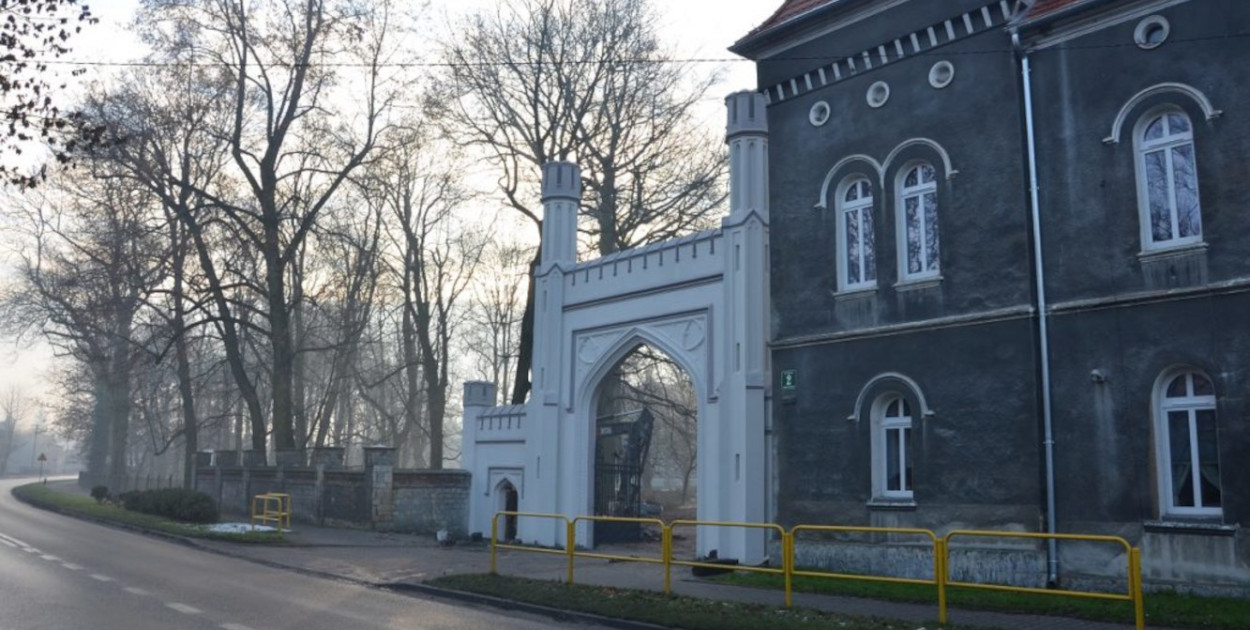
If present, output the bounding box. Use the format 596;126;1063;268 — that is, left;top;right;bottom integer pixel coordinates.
867;81;890;108
928;61;955;89
809;101;831;127
1134;15;1170;49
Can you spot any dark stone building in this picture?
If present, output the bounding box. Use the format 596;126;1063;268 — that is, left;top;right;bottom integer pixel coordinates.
733;0;1250;594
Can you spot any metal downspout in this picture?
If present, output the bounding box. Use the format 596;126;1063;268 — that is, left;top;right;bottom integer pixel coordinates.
1014;31;1060;587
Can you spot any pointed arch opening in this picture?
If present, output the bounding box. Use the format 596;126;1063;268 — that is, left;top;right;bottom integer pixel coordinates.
590;342;698;545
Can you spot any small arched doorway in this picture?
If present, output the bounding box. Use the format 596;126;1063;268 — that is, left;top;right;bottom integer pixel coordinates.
496;480;519;541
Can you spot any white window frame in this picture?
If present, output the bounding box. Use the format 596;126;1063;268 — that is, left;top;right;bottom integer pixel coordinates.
1133;108;1203;253
837;177;877;292
1153;370;1222;518
871;395;913;500
895;162;941;282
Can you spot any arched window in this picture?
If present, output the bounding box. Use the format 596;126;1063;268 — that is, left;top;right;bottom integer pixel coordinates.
838;177;876;291
897;163;940;280
874;396;913;499
1136;110;1202;250
1155;370;1221;516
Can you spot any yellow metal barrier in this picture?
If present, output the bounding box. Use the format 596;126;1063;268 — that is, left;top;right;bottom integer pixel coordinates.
489;511;572;579
667;520;790;605
484;511;1145;630
943;530;1144;630
790;525;946;623
568;516;668;589
250;492;291;533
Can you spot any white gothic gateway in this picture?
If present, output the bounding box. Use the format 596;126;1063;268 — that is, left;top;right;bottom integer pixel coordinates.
461;91;773;562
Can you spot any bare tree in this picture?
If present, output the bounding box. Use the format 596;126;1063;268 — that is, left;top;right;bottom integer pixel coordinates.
433;0;726;404
466;240;528;404
3;170;164;483
131;0;408;451
0;387;28;474
371;123;483;468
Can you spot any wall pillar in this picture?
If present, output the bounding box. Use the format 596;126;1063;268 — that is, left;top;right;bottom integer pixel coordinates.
528;161;581;548
715;90;772;563
462;381;497;534
365;447;396;531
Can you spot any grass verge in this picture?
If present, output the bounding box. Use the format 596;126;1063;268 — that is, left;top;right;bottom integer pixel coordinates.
11;483;283;544
714;570;1250;630
428;573;992;630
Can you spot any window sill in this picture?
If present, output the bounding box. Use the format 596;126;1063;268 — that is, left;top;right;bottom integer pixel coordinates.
867;498;917;511
894;276;942;292
833;285;878;299
1144;520;1236;537
1137;241;1207;262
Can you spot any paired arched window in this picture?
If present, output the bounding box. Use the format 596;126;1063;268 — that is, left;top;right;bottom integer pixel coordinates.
1154;370;1221;516
873;395;913;499
1136;110;1202;250
898;163;940;280
838;178;876;290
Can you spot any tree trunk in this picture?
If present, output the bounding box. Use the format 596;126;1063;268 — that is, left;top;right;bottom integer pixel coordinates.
266;230;296;450
172;227;199;489
510;247;541;405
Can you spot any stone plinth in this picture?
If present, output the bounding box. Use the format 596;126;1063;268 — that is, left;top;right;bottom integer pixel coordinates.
311;447;345;469
242;449;268;468
275;449;305;468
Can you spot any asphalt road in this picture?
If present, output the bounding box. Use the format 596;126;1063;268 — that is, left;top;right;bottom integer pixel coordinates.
0;477;598;630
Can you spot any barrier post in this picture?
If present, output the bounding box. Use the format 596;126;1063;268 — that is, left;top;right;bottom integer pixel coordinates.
566;520;576;585
1131;547;1145;630
936;537;948;625
489;514;498;575
783;532;793;607
662;524;673;595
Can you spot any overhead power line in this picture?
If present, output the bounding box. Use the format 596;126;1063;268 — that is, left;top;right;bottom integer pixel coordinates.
5;30;1248;70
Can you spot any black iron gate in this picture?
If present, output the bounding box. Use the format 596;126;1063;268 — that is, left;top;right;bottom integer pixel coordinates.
593;408;654;543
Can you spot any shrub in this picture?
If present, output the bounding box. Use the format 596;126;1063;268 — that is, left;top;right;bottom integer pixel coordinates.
118;488;218;524
90;485;109;504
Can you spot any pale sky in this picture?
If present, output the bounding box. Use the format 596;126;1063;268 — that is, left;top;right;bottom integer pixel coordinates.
0;0;778;423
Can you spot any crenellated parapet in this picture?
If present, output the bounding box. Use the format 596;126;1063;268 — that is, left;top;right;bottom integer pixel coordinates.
562;228;724;307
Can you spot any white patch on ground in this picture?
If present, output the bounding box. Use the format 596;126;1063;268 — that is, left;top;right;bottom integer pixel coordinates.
205;522;283;534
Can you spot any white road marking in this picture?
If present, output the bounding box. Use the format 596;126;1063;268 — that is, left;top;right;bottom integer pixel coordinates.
124;587;151;596
61;562;83;570
22;547;40;554
166;603;203;615
0;532;30;547
0;538;15;548
221;624;256;630
40;554;60;561
90;574;114;582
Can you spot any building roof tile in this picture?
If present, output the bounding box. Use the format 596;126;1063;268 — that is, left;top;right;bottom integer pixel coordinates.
1018;0;1096;23
740;0;839;41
